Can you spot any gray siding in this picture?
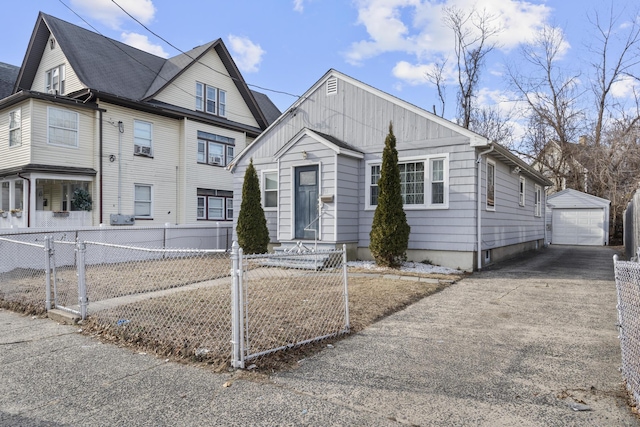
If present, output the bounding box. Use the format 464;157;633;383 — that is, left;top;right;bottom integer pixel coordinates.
336;155;360;242
232;73;548;255
481;156;545;250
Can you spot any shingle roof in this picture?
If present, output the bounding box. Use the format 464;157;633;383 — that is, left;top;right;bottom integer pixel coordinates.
251;90;281;125
13;12;276;131
44;13;166;99
0;62;19;99
142;41;216;99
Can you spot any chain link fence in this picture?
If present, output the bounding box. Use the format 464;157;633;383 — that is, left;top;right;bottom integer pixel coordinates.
0;235;49;314
0;228;350;368
231;245;349;368
613;255;640;407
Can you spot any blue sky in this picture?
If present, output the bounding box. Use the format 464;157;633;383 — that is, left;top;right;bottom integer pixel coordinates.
2;0;638;124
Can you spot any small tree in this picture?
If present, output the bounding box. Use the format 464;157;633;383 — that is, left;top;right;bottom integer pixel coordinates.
369;123;410;267
236;159;269;254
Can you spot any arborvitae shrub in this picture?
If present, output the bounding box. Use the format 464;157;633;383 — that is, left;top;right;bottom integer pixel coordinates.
369;122;410;267
236;159;270;254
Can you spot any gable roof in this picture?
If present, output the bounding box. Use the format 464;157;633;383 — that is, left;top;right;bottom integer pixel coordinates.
273;128;364;160
0;62;20;100
14;12;273;130
251;90;281;126
547;188;610;208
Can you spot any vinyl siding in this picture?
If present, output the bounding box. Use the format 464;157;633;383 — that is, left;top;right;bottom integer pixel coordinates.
152;50;259;128
481;155;545;249
182;118;247;223
30;37;83;95
0;100;32;169
233;74;547;254
99;102;180;225
336;155;360;242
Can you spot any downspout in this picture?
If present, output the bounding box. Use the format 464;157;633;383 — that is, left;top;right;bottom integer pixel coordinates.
99;108;103;225
476;144;494;270
17;173;31;228
117;121;123;214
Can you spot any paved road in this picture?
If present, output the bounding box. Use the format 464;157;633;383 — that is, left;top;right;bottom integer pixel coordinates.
1;245;637;426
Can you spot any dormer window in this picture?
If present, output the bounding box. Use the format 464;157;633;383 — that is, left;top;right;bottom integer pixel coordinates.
196;82;226;117
45;64;65;95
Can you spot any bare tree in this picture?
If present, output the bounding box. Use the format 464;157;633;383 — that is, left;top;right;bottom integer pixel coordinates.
587;5;640;146
442;5;501;129
508;24;586;191
424;58;448;117
469;105;515;148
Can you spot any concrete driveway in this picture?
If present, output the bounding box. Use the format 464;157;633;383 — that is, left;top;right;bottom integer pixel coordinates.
0;245;637;426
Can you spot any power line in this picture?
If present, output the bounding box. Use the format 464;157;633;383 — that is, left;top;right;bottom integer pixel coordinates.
56;0;270;122
110;0;302;100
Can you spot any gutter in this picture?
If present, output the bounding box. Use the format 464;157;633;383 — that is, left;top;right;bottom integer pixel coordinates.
476;144;494;271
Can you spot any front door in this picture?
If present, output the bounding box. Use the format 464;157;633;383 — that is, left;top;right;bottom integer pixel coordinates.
295;165;319;240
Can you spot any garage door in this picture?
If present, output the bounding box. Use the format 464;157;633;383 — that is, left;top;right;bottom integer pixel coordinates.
552;208;604;245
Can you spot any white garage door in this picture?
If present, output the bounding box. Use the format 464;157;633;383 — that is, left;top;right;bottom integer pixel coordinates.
552;208;605;246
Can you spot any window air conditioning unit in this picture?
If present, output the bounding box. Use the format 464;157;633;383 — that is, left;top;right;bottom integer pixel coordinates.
209;156;222;165
47;89;58;95
134;145;152;156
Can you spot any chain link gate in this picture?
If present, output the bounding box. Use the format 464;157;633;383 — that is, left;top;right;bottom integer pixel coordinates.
230;242;350;369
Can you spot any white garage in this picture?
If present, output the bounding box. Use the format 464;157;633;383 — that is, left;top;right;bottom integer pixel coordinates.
546;189;610;246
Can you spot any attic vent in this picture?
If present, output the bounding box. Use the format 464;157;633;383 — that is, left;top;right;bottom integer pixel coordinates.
326;77;338;95
50;38;56;50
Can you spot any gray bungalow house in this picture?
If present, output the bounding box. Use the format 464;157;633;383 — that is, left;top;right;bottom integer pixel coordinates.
229;70;552;271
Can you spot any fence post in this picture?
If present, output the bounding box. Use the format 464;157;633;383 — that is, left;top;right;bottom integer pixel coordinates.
342;244;350;333
76;241;88;320
44;236;51;311
230;241;245;368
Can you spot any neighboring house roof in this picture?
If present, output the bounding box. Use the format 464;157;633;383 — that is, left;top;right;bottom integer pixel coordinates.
0;62;19;100
547;188;610;209
13;12;273;130
251;90;281;126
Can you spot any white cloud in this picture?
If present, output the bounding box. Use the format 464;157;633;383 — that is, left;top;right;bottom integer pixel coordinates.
70;0;156;29
346;0;552;70
293;0;305;12
228;35;265;73
120;32;168;58
392;60;456;86
611;74;639;99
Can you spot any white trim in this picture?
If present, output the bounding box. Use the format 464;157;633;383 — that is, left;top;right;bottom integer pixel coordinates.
134;183;153;218
333;152;338;242
290;162;322;241
534;184;542;217
273;128;364;161
486;159;496;211
261;169;278;211
519;176;526;207
133;119;153;156
9;108;21;147
47;106;79;148
364;153;449;211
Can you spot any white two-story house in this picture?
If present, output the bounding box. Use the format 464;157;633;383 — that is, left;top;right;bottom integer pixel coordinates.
0;12;279;229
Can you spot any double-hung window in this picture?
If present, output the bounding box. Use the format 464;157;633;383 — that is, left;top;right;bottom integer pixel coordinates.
262;171;278;209
45;64;65;95
367;155;448;209
486;160;495;210
197;131;235;166
134;120;153;157
519;176;526;206
196;82;227;117
9;109;21;147
134;184;152;218
197;189;233;220
534;185;542;217
48;107;78;147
